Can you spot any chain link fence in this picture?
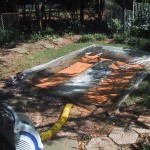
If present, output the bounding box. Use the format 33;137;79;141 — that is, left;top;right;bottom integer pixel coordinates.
0;13;19;30
106;2;150;33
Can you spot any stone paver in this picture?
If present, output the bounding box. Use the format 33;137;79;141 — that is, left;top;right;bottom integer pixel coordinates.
43;137;78;150
132;128;150;134
11;48;28;54
86;137;118;150
109;128;138;145
52;38;64;45
138;115;150;128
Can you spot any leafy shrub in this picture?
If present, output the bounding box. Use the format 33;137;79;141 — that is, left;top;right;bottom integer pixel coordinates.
77;33;107;43
139;39;150;50
93;33;107;41
112;19;122;33
76;34;95;43
129;2;150;39
127;37;150;50
0;28;20;45
30;31;43;42
129;26;150;38
43;27;54;35
113;33;127;43
65;20;85;34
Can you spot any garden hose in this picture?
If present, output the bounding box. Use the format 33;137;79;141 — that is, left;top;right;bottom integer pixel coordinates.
40;103;72;142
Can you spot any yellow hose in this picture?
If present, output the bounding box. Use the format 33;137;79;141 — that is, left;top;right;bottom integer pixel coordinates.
40;103;72;142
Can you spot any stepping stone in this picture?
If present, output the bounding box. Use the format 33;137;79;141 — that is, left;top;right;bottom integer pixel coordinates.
86;137;118;150
43;137;78;150
109;127;138;145
36;62;92;88
132;128;150;134
11;48;28;54
52;38;64;45
138;115;150;128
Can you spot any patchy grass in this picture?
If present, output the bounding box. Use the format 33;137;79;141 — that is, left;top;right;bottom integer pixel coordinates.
0;40;127;79
0;43;95;78
122;74;150;110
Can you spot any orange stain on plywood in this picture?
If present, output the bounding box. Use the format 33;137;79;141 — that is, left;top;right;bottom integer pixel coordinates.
80;68;140;106
36;62;92;88
35;54;144;106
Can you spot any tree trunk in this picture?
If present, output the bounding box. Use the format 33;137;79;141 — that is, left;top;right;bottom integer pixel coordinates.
80;0;85;22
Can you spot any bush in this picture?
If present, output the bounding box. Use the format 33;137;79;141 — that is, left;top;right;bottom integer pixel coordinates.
43;27;54;35
111;19;122;33
93;33;107;41
113;33;128;43
30;31;43;42
76;34;95;43
65;20;85;34
127;37;150;50
77;33;107;43
129;26;150;38
138;38;150;50
0;28;20;45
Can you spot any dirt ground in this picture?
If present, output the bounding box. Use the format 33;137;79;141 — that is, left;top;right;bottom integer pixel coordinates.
0;36;150;149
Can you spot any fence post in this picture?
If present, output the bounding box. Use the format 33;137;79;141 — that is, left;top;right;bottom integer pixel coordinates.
123;9;125;32
133;0;135;20
1;14;5;30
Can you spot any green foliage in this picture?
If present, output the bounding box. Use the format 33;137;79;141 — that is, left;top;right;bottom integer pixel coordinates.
113;32;150;50
1;42;93;78
141;144;150;150
30;32;42;42
129;2;150;39
105;0;117;8
112;19;122;33
129;26;150;38
113;33;127;43
76;34;95;43
64;20;85;34
0;28;20;45
77;34;107;43
42;27;54;36
30;27;55;42
93;33;107;41
127;37;150;50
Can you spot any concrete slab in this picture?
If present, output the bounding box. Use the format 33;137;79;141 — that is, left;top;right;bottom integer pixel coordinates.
132;128;150;134
109;127;138;145
86;137;118;150
138;115;150;128
43;138;78;150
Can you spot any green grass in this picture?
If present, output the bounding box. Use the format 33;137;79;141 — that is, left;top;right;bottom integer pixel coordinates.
0;40;128;79
0;43;95;78
122;75;150;109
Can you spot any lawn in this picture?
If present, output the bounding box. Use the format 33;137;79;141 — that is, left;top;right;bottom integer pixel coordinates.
0;41;126;79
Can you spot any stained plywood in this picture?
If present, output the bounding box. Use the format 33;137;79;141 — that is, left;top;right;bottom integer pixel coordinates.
36;62;92;88
80;69;138;106
35;54;144;106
